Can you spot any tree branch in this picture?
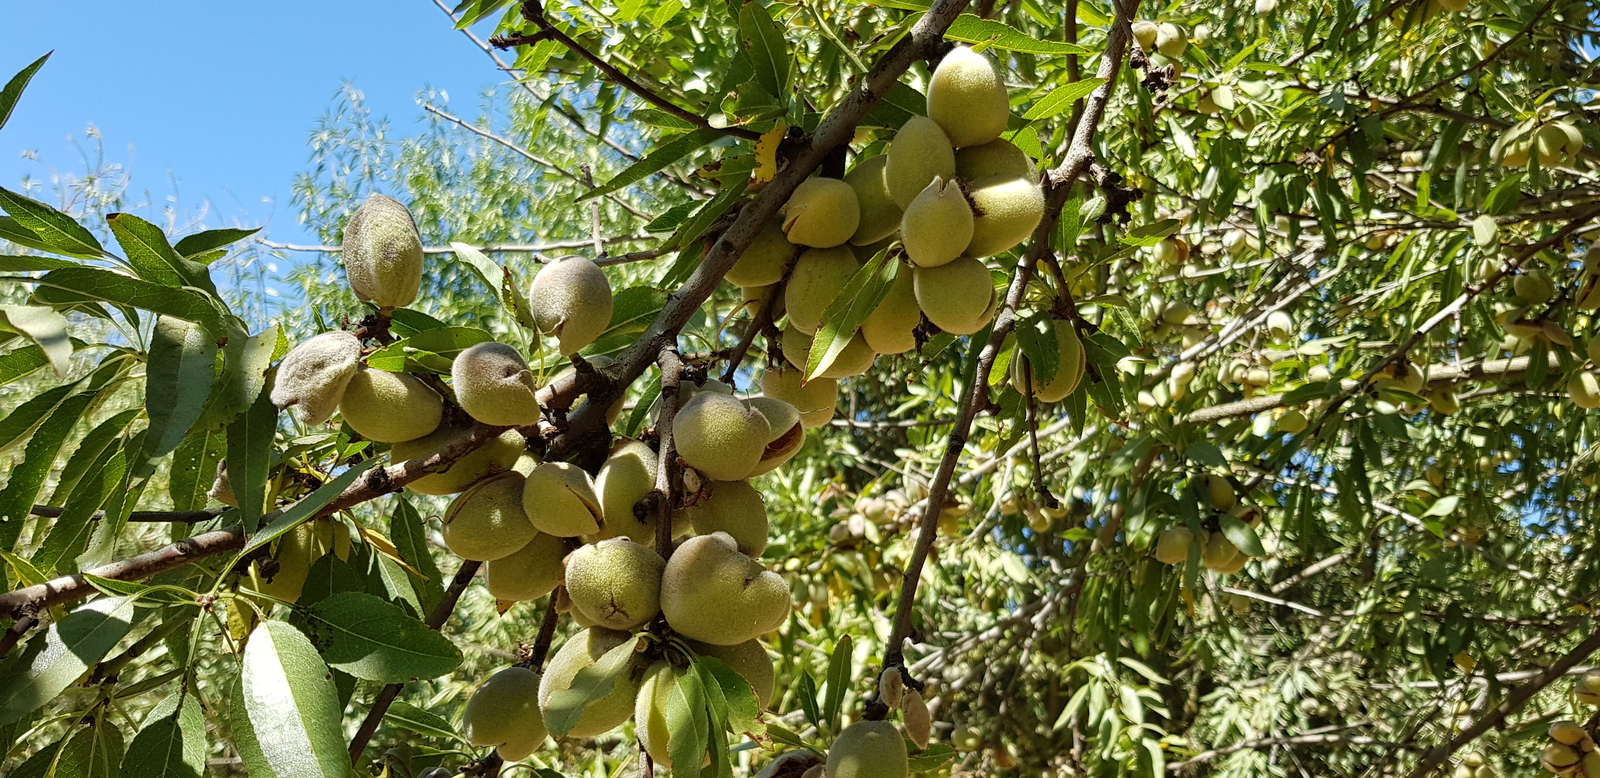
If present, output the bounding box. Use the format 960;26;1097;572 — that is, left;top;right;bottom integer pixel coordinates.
349;560;483;766
872;0;1143;705
1179;352;1564;426
541;0;979;457
0;424;513;623
29;505;226;524
653;345;684;560
494;3;762;142
1404;625;1600;776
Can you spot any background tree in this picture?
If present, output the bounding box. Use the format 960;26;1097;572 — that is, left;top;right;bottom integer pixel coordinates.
4;0;1600;775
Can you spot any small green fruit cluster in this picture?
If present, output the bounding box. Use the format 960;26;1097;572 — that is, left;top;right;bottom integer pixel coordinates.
1542;719;1600;777
1495;118;1585;169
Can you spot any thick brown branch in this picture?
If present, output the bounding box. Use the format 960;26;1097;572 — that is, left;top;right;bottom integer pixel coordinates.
349;560;483;765
495;5;762;142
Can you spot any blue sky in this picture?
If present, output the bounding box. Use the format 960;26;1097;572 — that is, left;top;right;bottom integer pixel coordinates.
0;1;505;247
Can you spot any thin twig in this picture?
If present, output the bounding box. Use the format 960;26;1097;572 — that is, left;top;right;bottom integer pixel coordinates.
654;346;685;560
495;3;761;141
29;505;225;524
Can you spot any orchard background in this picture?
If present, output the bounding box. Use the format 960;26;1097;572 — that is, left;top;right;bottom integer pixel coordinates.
3;0;1600;775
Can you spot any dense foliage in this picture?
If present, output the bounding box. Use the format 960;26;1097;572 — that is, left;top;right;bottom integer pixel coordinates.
6;0;1600;776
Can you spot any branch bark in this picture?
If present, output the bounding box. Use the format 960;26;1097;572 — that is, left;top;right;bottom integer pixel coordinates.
872;0;1143;702
0;423;512;622
1179;352;1563;425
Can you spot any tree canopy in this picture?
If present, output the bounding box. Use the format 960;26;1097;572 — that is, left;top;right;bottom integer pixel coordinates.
4;0;1600;776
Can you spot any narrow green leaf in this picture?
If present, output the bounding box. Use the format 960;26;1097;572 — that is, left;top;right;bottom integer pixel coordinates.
173;227;259;258
796;672;822;728
237;621;354;778
0;344;51;385
168;429;226;512
0;304;71;378
10;722;125;778
1118;219;1181;247
390;498;444;614
543;636;639;737
697;657;763;737
1219;514;1265;557
0;597;137;726
0;371;121;553
33;267;228;336
299;592;461;683
1022;78;1107;121
0;254;79;272
907;743;958;772
196;325;277;430
740;2;791;100
107;213;218;297
384;700;463;744
32;446;127;573
449;243;538;332
119;693;205;778
945;14;1092;54
666;667;709;778
142;318;218;471
581;129;721;202
240;460;381;558
1014;312;1060;385
0;52;50;133
806;251;897;381
822;634;853;732
0;187;104;258
226;389;276;531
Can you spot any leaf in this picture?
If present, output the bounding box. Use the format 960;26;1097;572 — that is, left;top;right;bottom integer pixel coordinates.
0;370;121;554
168;428;226;512
0;304;71;378
32;445;127;573
822;634;853;732
107;213;217;297
544;636;639;737
1219;514;1265;557
1014;311;1059;386
0;52;49;133
119;693;205;778
864;82;929;130
0;254;80;272
945;14;1091;54
299;592;461;683
806;250;897;380
697;658;763;737
666;667;710;778
0;186;104;258
0;597;136;726
384;700;463;744
141;318;219;472
796;671;822;728
1185;441;1226;467
11;722;125;778
1021;78;1107;121
0;344;52;385
33;267;228;336
907;743;957;772
173;227;259;258
449;243;538;332
581;129;721;202
1423;494;1461;519
226;389;276;532
237;621;354;778
740;1;791;100
1118;219;1181;247
240;459;382;558
390;499;445;614
196;325;278;430
1471;214;1497;246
